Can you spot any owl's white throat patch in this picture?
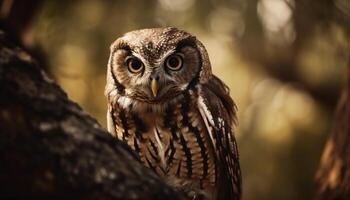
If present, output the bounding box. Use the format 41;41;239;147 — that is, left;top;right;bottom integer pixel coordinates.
117;96;133;108
116;95;166;113
116;92;186;114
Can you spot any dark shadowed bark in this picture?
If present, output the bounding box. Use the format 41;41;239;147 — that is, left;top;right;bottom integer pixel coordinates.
315;61;350;199
0;28;183;200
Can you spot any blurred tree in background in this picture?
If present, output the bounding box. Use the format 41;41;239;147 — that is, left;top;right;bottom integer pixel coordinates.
1;0;349;199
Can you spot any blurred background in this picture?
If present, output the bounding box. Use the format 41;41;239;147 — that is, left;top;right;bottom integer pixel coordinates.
1;0;349;199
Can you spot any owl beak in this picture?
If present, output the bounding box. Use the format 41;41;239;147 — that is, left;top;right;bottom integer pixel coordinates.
151;79;158;97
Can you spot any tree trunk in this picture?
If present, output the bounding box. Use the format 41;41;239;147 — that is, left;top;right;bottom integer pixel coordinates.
0;27;183;199
315;60;350;199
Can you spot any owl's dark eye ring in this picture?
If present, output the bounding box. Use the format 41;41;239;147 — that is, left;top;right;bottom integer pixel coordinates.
126;57;144;73
165;54;183;71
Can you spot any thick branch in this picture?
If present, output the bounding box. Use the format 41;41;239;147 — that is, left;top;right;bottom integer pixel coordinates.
315;60;350;199
0;29;183;199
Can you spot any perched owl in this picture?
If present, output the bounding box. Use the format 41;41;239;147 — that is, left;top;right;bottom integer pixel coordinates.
105;27;241;200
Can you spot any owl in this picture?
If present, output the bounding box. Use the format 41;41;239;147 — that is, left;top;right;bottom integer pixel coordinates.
105;27;241;200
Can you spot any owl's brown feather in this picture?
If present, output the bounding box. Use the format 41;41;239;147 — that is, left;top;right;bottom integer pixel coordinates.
198;77;241;200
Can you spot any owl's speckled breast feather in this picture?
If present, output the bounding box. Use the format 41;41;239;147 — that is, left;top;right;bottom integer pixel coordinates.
109;88;217;197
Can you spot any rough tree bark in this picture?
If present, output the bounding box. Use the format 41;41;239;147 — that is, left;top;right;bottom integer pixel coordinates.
315;60;350;199
0;28;183;199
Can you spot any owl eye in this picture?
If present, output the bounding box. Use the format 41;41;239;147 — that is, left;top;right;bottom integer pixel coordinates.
126;57;144;73
165;54;183;71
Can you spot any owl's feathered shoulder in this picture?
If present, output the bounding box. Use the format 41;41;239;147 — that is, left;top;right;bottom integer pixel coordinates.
199;75;237;127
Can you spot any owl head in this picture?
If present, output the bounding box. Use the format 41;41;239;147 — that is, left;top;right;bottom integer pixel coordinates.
105;27;212;107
